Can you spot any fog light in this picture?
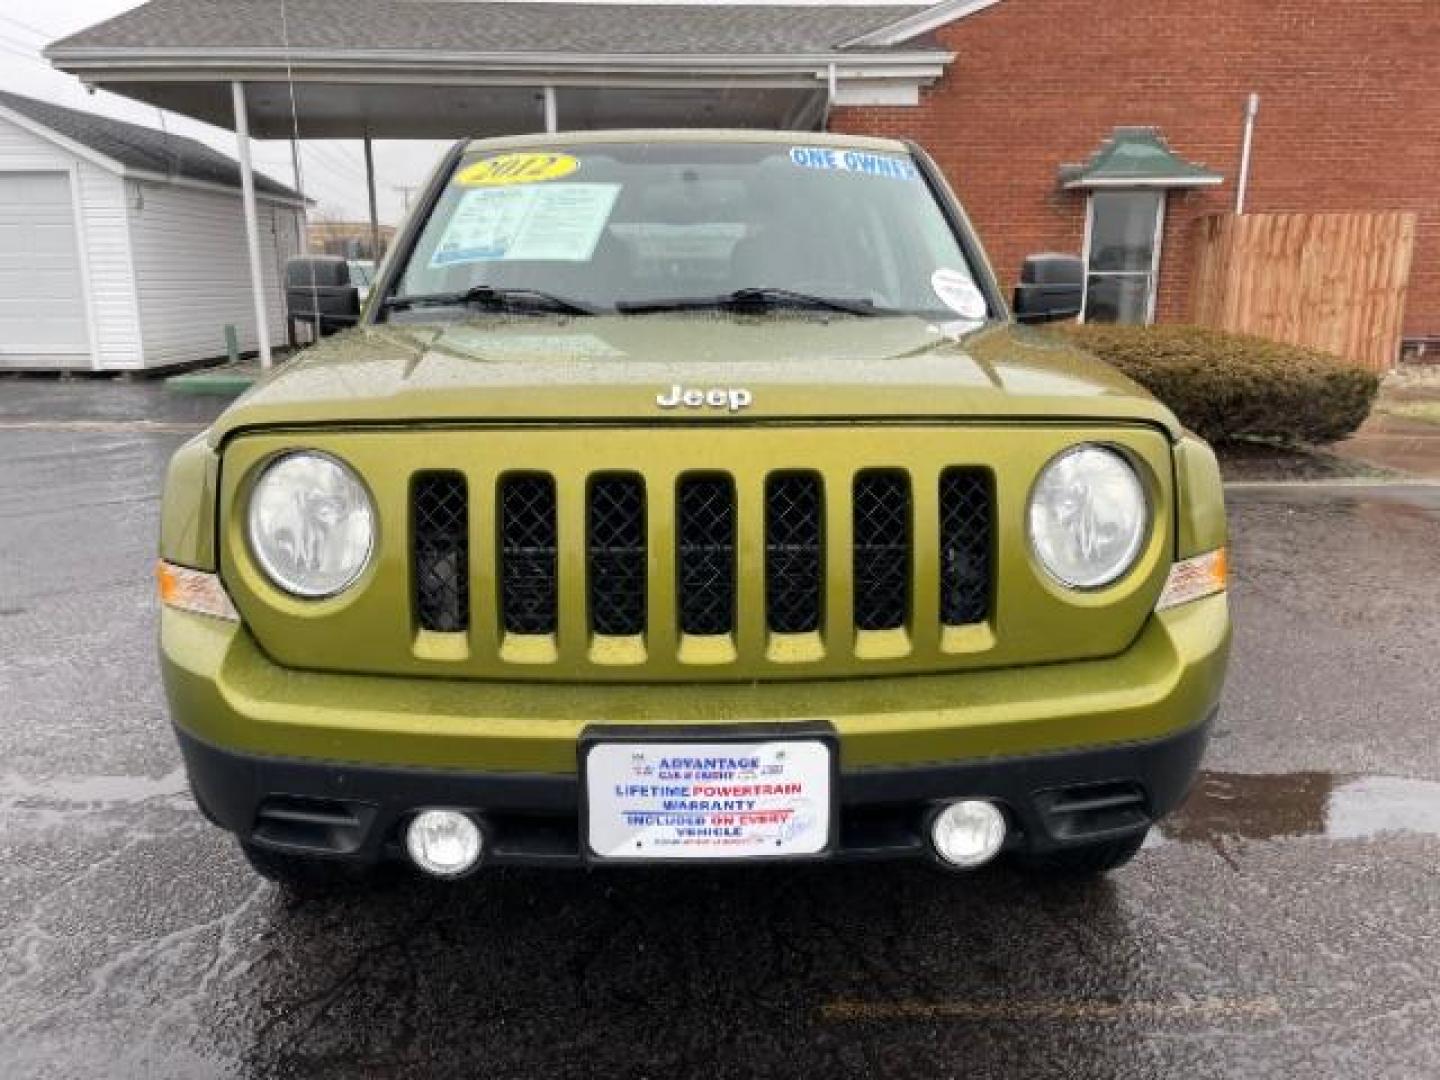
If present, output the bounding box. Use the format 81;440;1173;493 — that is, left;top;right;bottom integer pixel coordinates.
406;810;482;877
931;799;1006;869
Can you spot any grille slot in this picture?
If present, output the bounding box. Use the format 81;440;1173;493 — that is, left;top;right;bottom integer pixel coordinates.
500;474;558;635
588;475;647;636
413;472;469;633
852;470;910;632
766;473;824;634
939;468;993;625
677;476;736;636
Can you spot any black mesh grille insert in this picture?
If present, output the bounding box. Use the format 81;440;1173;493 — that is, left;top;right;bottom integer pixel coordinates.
500;474;557;635
939;468;993;626
677;476;736;636
766;473;823;634
588;475;647;636
852;471;910;632
413;472;469;633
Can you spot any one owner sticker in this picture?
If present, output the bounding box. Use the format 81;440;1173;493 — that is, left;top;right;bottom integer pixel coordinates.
789;146;918;181
455;152;580;187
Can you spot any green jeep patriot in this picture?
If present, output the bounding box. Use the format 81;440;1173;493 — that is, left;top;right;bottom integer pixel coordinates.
157;131;1230;887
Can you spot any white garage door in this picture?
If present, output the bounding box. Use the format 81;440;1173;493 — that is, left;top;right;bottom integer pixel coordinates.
0;172;89;368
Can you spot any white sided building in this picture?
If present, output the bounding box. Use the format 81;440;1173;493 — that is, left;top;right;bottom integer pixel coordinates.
0;90;305;372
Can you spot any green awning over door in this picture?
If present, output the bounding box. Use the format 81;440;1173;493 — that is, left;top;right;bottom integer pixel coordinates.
1060;127;1223;189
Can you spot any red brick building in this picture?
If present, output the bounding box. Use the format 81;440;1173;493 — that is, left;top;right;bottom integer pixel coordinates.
831;0;1440;345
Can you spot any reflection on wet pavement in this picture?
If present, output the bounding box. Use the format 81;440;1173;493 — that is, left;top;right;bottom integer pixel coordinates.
1163;771;1440;845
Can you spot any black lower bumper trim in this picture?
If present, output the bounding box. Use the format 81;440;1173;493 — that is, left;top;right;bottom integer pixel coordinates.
177;714;1212;867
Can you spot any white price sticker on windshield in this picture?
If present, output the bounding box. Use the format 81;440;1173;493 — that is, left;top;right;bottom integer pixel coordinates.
430;183;620;266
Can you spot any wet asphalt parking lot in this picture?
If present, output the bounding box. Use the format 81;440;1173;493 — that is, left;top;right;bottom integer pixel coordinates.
2;380;1439;1079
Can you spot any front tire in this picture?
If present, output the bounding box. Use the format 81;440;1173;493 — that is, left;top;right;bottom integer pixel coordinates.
1013;830;1148;876
240;841;375;893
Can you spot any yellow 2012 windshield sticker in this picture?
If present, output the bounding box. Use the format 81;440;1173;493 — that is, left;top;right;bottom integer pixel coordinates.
455;153;580;187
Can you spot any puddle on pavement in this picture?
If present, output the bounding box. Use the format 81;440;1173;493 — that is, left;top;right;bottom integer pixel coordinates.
1158;770;1440;847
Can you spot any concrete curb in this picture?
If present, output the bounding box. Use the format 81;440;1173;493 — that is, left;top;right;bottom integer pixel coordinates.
1224;477;1440;489
165;371;256;396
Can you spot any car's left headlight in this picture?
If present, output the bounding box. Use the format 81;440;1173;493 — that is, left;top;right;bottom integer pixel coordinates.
247;451;375;598
1028;444;1149;590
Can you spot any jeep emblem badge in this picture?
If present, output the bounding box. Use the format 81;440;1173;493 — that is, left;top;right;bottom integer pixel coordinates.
656;384;753;413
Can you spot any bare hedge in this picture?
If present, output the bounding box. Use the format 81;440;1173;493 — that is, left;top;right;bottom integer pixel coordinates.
1056;324;1379;445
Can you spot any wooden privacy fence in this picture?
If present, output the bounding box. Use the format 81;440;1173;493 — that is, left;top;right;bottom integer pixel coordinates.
1188;211;1416;371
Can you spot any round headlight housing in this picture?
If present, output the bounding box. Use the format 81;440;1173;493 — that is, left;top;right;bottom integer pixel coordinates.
1027;444;1148;590
247;451;375;598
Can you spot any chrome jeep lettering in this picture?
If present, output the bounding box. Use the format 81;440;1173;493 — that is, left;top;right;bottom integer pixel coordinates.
655;385;753;412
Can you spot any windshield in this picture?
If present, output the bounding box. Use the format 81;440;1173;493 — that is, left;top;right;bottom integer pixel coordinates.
385;141;988;321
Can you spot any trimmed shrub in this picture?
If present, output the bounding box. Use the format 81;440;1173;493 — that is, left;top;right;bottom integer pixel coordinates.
1055;324;1380;445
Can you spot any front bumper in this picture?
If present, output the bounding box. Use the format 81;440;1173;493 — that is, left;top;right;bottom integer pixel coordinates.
161;592;1228;865
178;713;1212;866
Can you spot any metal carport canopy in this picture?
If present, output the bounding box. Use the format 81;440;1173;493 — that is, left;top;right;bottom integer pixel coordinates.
45;1;961;365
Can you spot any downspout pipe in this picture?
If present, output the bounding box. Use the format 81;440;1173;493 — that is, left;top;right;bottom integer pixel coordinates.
1235;92;1259;214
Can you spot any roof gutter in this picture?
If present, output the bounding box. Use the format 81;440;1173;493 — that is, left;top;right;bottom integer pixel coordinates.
45;47;956;101
46;46;954;71
126;167;309;207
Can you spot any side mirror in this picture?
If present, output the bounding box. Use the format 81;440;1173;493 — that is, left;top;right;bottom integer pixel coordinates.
285;256;360;338
1013;254;1084;324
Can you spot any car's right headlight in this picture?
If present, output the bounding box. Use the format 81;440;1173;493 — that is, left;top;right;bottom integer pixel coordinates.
247;451;375;598
1027;444;1149;590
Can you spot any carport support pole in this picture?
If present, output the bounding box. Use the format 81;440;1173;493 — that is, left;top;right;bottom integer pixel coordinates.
363;135;381;260
543;86;558;134
230;81;272;370
289;137;307;254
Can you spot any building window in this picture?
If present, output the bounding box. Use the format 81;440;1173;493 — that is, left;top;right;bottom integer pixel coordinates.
1081;190;1164;324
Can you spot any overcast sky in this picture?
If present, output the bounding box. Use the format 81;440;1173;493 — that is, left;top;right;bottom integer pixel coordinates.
0;0;918;225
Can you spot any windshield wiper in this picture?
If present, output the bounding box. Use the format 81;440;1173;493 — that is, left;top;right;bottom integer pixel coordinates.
382;285;595;316
617;287;884;317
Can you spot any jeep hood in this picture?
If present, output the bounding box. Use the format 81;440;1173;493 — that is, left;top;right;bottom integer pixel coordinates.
208;317;1181;445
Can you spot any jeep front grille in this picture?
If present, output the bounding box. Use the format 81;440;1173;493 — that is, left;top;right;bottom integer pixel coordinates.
229;425;1174;683
407;463;992;669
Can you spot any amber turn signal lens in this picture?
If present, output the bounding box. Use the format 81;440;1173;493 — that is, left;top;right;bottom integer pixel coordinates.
156;560;239;621
1155;548;1227;612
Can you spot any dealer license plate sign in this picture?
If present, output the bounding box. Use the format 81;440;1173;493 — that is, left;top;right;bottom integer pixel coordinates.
584;740;832;861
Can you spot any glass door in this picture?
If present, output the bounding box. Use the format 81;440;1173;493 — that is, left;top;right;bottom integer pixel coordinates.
1082;190;1164;324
